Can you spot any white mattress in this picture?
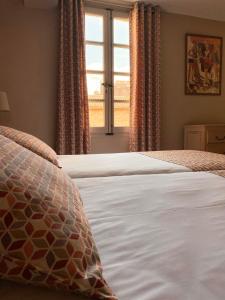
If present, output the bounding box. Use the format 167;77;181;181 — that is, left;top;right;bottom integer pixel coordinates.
75;171;225;300
59;153;190;178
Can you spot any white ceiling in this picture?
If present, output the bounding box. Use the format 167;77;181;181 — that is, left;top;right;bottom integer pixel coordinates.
23;0;225;22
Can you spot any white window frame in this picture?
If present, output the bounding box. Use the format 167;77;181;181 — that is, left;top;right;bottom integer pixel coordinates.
85;6;130;135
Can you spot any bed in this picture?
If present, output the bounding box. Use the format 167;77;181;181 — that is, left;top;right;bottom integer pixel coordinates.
3;170;225;300
59;150;225;178
74;170;225;300
2;126;225;299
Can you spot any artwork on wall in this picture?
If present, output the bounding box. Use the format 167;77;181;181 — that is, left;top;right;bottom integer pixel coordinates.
185;34;223;95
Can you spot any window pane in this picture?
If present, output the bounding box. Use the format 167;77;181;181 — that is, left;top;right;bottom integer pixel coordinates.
86;45;103;71
85;14;103;42
113;18;129;45
114;75;130;127
87;73;104;127
114;47;130;73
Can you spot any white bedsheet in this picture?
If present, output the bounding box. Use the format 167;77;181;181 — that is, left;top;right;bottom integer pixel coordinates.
75;172;225;300
59;153;189;178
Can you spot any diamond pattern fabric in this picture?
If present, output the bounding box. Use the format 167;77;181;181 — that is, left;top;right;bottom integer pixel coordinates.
0;135;116;300
142;150;225;171
0;126;59;167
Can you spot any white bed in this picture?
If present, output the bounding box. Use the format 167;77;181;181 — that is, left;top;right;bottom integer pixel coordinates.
3;170;225;300
73;171;225;300
59;152;190;178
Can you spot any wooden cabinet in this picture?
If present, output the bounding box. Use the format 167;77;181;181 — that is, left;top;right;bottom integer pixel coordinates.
184;124;225;154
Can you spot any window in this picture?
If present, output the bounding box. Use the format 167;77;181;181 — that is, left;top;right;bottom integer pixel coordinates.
85;8;130;133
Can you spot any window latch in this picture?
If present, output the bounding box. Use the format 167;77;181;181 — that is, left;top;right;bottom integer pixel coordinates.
101;83;113;88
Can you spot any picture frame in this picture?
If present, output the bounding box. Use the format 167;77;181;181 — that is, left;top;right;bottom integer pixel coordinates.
185;33;223;95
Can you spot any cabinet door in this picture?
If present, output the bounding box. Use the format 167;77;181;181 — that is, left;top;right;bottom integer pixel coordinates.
184;130;205;150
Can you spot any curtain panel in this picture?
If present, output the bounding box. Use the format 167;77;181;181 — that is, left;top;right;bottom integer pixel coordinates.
129;2;161;152
56;0;90;155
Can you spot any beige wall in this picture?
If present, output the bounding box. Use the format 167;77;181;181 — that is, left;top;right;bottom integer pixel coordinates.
1;2;225;152
161;13;225;150
0;0;58;148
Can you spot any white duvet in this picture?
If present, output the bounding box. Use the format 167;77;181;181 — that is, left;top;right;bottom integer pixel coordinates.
75;171;225;300
59;152;190;178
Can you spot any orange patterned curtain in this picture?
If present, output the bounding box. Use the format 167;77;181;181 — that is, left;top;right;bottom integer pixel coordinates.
56;0;90;154
130;3;161;152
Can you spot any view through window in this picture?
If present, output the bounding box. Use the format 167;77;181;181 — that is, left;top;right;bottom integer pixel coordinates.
113;17;130;127
85;9;130;130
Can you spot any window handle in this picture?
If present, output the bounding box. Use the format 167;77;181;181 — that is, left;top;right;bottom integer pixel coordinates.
101;83;113;88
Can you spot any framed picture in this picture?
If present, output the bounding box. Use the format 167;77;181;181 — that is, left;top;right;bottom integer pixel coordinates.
185;34;223;95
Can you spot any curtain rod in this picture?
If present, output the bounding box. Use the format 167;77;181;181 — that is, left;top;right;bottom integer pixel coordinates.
84;0;134;10
84;1;159;11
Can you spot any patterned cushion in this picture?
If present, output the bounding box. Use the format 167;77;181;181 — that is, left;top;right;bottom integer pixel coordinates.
0;126;59;167
0;135;116;299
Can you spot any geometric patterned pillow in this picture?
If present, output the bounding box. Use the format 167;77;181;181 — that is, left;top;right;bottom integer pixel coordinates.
0;126;59;167
0;135;116;300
